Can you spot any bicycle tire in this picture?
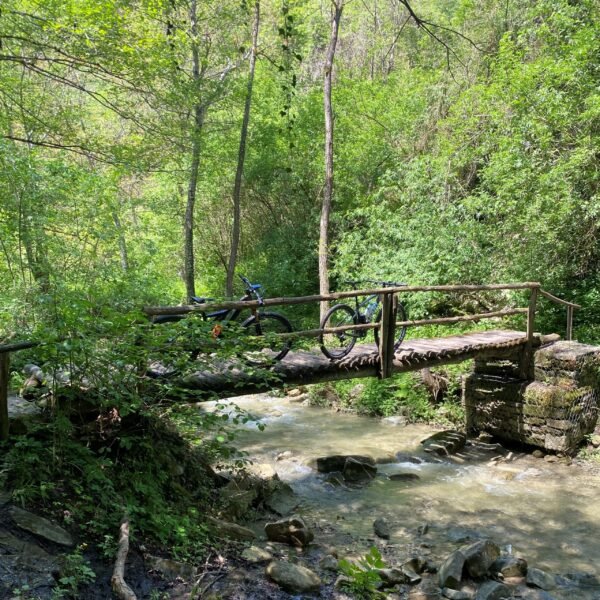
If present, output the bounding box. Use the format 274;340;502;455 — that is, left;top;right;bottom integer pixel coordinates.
241;312;293;365
319;304;358;360
373;302;408;350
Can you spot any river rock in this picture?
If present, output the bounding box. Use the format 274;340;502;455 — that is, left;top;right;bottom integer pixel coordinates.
241;546;273;564
563;571;600;587
265;560;321;593
146;555;195;579
389;472;421;481
319;554;339;571
10;506;74;546
376;567;415;586
421;430;466;456
404;555;437;575
342;456;377;483
513;587;557;599
442;589;473;600
460;539;500;578
439;550;465;589
264;482;298;516
315;454;375;473
490;556;527;577
475;581;511;600
264;515;314;547
207;516;256;541
527;567;556;590
447;527;484;544
373;517;391;539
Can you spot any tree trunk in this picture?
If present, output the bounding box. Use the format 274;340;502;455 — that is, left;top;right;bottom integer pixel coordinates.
226;0;260;297
112;209;129;271
183;0;205;303
319;0;343;322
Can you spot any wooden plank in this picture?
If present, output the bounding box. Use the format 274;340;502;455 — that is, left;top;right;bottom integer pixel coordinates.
144;282;541;315
175;330;543;397
0;352;9;441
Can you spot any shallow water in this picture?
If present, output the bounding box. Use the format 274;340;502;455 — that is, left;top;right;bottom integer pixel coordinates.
207;393;600;593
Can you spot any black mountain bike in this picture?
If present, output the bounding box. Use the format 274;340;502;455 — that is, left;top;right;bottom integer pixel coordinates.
319;280;408;360
153;275;293;364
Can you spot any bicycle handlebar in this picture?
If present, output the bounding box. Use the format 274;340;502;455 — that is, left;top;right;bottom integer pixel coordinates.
343;279;407;288
239;274;264;306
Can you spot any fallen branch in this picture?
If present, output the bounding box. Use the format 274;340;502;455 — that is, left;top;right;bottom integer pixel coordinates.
111;517;137;600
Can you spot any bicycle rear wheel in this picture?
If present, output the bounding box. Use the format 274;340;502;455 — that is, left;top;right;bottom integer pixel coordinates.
241;312;293;365
319;304;358;360
374;302;408;350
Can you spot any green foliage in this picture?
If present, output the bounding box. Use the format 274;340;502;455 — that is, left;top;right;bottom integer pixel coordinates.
311;370;465;425
338;546;387;599
52;546;96;599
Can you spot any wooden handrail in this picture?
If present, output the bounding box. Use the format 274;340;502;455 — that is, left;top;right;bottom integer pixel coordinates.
539;289;581;309
0;341;38;353
144;282;541;315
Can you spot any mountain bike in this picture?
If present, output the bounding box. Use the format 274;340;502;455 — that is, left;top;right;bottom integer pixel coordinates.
319;280;408;360
153;275;293;365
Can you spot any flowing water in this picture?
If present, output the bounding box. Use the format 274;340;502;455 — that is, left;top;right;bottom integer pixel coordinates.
208;393;600;596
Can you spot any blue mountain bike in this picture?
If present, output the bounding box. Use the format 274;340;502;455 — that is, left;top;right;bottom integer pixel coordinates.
319;280;408;360
153;275;293;364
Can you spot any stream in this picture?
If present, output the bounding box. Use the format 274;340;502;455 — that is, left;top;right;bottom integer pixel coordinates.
209;392;600;598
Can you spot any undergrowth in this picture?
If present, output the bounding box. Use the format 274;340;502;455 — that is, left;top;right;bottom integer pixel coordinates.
308;364;468;426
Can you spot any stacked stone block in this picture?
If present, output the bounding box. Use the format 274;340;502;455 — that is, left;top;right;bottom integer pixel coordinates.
464;342;600;454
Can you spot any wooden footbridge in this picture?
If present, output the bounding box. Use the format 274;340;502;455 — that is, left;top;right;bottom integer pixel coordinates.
143;282;578;397
1;282;580;438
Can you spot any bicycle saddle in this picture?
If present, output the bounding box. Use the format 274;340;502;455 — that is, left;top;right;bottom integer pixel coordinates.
191;296;215;304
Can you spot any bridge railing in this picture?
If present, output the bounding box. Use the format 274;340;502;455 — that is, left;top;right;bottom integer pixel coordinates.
1;282;580;440
144;281;579;376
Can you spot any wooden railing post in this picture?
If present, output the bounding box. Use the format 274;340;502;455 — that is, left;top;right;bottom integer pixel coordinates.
519;286;538;379
566;305;574;341
378;292;397;379
0;351;9;441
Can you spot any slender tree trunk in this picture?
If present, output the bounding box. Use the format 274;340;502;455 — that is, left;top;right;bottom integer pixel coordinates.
226;0;260;297
319;0;343;322
183;0;205;303
112;209;129;271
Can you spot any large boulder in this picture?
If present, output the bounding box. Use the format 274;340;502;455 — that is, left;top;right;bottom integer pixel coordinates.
490;556;527;578
460;540;500;578
439;551;465;589
265;561;321;593
475;581;511;600
342;457;377;483
207;516;256;541
314;455;375;473
526;567;556;590
10;507;74;547
264;515;314;547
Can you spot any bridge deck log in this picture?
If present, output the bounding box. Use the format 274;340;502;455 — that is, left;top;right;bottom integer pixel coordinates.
172;330;556;398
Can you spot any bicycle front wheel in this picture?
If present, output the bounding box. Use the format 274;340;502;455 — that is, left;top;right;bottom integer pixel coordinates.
241;312;293;365
319;304;358;360
374;302;408;350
